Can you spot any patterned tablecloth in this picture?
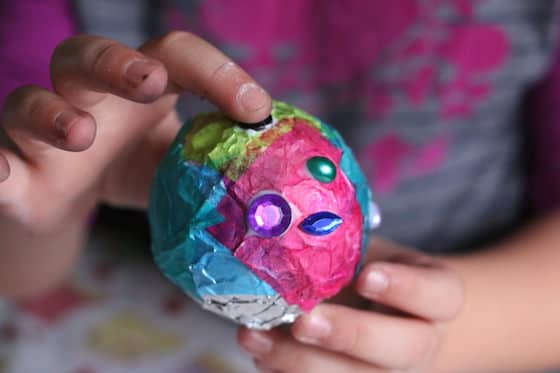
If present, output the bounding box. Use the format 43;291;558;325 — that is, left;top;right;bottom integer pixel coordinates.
1;220;558;373
0;223;257;373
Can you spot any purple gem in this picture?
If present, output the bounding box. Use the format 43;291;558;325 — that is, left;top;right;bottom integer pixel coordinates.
247;193;292;237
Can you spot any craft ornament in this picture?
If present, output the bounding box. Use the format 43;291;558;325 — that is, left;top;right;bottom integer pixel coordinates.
149;101;380;329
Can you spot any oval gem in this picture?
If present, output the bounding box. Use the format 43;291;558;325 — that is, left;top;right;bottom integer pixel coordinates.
299;212;343;236
307;156;336;183
247;193;292;237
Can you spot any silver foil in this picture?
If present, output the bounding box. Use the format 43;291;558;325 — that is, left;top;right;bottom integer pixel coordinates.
201;294;302;330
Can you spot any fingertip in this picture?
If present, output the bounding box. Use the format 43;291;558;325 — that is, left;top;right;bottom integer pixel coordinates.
56;112;96;152
291;316;310;342
0;153;10;182
291;307;332;345
235;82;273;123
237;328;275;357
355;264;390;300
124;59;168;103
138;65;168;101
237;326;254;346
237;326;248;341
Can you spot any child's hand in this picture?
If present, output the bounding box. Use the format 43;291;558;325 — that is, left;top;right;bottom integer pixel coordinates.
238;238;464;373
0;32;271;232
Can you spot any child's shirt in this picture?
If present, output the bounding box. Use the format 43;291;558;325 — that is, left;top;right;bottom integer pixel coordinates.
75;0;560;252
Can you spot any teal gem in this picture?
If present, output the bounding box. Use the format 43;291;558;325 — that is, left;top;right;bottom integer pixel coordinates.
307;156;336;183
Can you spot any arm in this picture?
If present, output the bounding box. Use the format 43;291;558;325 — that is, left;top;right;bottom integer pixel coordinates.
437;211;560;372
236;214;560;373
0;217;86;300
436;25;560;372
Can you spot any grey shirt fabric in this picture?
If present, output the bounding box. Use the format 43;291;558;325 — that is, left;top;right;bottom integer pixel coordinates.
73;0;559;254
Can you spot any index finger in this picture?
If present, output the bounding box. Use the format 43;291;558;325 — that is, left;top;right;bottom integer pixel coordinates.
50;33;272;123
140;31;272;123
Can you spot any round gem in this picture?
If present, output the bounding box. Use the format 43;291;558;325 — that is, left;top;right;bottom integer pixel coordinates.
247;194;292;237
307;156;336;183
254;204;283;228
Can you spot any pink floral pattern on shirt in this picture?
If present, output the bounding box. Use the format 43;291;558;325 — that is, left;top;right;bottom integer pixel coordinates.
168;0;511;194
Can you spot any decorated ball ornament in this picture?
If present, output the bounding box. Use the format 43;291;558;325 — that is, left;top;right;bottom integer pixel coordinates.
149;101;381;329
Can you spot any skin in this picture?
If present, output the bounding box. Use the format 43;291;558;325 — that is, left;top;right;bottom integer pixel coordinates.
238;238;465;373
239;220;560;373
0;32;272;298
437;211;560;372
1;33;560;372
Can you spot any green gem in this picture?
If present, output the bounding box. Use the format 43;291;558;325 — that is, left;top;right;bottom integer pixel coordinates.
307;156;336;183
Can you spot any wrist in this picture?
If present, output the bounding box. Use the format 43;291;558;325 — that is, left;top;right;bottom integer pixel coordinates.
0;212;90;300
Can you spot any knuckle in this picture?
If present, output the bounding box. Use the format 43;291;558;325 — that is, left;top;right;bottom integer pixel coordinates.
90;41;122;77
209;60;239;85
439;269;465;320
12;91;50;132
52;35;81;55
408;326;439;367
392;268;420;299
4;86;40;120
337;323;361;355
425;328;440;359
51;36;79;65
210;60;245;105
4;87;63;135
5;187;72;234
51;36;95;77
3;204;44;235
21;206;62;235
25;95;44;120
157;30;199;51
451;272;466;316
268;341;303;372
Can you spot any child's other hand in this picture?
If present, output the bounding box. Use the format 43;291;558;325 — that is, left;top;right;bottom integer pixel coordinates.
0;32;271;232
238;238;464;373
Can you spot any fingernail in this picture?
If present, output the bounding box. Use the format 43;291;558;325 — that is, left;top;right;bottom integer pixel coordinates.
54;111;81;139
125;59;160;87
293;310;331;345
238;83;269;112
240;331;273;356
363;268;389;297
